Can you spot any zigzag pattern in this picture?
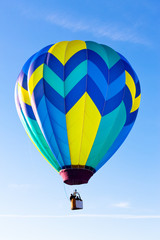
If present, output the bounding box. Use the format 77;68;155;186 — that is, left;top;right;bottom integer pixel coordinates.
15;40;141;173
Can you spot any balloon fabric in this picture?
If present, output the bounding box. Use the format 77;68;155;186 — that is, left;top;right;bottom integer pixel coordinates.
15;40;141;185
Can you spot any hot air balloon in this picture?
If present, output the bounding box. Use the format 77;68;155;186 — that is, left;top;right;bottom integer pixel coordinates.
15;40;141;191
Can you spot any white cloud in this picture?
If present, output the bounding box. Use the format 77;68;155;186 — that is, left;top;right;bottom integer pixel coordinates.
112;202;130;208
46;14;89;32
46;13;147;44
0;214;160;219
20;6;148;45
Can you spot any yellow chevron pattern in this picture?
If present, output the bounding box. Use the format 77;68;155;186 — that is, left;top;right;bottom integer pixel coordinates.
125;71;141;112
48;40;87;65
64;40;86;64
66;92;101;166
131;94;141;113
78;93;101;166
48;41;69;65
18;83;31;106
28;64;44;96
15;40;141;179
28;40;87;99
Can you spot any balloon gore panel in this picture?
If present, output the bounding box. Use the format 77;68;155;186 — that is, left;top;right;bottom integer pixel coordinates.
15;40;141;185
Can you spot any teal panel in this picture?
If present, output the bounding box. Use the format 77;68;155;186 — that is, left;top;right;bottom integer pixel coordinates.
19;110;61;171
86;102;126;168
65;60;87;96
101;44;121;69
26;117;42;136
96;122;134;171
86;41;110;68
18;96;61;168
43;64;64;97
26;117;59;162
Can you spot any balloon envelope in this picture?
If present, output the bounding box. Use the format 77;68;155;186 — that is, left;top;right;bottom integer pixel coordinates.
15;40;141;185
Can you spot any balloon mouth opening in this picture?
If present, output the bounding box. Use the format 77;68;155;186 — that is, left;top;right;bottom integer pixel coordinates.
59;168;95;185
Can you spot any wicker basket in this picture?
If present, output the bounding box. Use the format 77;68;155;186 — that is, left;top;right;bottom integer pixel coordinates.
71;198;83;210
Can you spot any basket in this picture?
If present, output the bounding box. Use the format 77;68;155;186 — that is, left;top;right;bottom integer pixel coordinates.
71;198;83;210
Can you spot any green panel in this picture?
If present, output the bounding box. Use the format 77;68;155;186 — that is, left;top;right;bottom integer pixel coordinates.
43;64;64;97
65;60;87;96
86;102;126;168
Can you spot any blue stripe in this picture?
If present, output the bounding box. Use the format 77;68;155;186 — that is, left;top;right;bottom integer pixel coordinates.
32;76;125;117
37;96;48;123
18;71;28;90
45;104;68;143
106;72;125;100
33;79;66;116
41;120;59;155
134;73;139;85
125;109;138;126
87;75;105;115
46;98;67;128
33;75;125;117
123;86;132;114
27;45;53;79
87;49;108;81
28;53;47;78
117;52;139;84
30;45;53;65
65;74;106;115
43;80;65;113
32;78;44;108
135;81;141;97
109;60;125;83
20;101;36;120
33;74;105;116
116;52;130;65
22;54;35;75
44;52;64;80
122;60;138;84
65;76;86;113
88;60;108;98
64;49;87;79
103;88;124;116
36;97;64;167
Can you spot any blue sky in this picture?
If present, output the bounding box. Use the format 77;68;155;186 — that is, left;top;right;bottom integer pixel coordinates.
0;0;160;239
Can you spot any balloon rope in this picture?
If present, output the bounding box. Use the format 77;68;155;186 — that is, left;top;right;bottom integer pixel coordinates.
63;182;70;201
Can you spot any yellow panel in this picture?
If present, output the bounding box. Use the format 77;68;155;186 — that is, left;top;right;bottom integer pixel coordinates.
66;93;101;166
64;40;87;64
66;93;86;165
48;41;69;65
18;83;31;106
131;94;141;112
78;94;101;165
28;64;44;96
125;71;141;113
125;71;136;103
